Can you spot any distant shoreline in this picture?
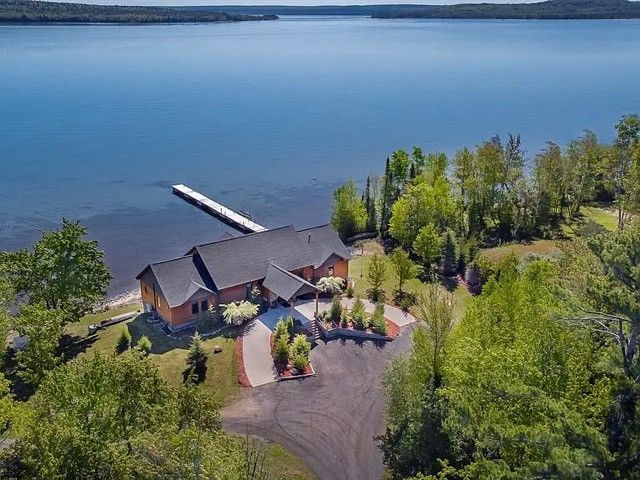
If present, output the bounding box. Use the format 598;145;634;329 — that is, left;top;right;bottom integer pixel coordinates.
0;0;278;24
183;1;640;20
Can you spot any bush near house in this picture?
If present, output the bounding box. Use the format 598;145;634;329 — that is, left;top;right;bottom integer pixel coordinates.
350;297;369;330
369;303;387;335
271;320;313;377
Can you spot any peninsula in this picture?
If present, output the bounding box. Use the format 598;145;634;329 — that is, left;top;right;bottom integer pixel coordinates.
0;0;278;23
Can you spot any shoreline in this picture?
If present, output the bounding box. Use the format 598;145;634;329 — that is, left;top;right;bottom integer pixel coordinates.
98;288;141;311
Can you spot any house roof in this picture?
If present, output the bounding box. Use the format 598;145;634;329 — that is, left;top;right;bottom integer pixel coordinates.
136;254;215;308
262;263;319;301
193;224;351;291
138;224;350;307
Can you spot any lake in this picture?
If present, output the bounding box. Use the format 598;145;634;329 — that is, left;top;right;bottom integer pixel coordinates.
1;17;639;296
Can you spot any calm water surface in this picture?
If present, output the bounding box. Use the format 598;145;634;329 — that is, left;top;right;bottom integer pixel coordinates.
1;17;639;294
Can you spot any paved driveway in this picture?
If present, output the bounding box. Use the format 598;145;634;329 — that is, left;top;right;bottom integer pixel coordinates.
242;319;278;387
222;323;417;480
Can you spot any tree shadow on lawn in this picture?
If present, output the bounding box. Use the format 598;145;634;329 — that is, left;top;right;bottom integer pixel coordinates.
59;333;99;362
440;275;459;293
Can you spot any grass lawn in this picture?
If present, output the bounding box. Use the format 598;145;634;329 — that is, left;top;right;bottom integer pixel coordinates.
66;306;239;406
479;239;561;264
580;205;618;231
265;443;316;480
349;241;472;322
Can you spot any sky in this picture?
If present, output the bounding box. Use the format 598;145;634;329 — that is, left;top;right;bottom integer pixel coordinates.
48;0;543;6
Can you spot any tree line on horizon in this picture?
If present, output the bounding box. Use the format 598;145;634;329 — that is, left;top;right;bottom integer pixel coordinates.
0;0;278;24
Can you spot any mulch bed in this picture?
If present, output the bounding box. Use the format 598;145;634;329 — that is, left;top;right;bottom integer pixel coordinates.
235;328;251;387
277;362;315;379
385;319;400;338
270;333;315;379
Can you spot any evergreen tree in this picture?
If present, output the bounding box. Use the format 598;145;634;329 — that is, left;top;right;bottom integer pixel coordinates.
186;332;208;383
380;157;393;235
115;328;131;355
441;229;459;276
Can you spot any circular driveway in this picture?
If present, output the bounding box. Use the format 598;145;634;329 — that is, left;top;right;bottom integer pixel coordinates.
222;323;417;480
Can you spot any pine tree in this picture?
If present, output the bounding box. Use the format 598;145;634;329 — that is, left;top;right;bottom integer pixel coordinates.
364;176;377;233
441;229;460;276
115;328;131;355
186;332;208;383
380;157;393;235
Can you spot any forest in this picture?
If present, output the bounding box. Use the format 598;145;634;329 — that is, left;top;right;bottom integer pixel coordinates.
372;0;640;19
0;0;278;24
331;113;640;478
191;0;640;20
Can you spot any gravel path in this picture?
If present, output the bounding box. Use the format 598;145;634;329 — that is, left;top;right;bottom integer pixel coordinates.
222;323;417;480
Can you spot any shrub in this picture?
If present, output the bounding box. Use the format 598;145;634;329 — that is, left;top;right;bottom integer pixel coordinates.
135;336;152;356
274;335;289;363
115;328;131;354
186;332;207;383
289;334;311;361
274;318;290;344
346;284;354;298
394;290;416;311
330;295;342;322
370;303;387;335
291;353;308;371
317;276;345;295
351;297;368;330
340;312;349;328
221;300;258;326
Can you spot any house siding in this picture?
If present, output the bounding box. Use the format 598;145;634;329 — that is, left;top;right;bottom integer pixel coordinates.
170;292;219;326
314;259;348;281
218;284;247;304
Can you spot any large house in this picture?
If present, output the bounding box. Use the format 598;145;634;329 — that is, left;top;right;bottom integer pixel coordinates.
136;224;351;330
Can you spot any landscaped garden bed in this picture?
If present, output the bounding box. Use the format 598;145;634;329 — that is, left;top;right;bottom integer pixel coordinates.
317;296;398;341
270;317;315;380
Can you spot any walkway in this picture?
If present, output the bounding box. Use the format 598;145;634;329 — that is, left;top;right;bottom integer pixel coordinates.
172;184;267;233
242;318;278;387
296;297;417;327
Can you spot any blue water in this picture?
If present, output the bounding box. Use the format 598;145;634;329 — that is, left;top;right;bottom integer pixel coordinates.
1;17;639;295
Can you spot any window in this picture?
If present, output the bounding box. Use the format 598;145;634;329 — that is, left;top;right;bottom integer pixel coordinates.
191;302;199;315
328;265;334;276
201;300;208;312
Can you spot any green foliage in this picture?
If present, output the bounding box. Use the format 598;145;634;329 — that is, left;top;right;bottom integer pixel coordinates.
2;219;111;323
464;261;483;294
222;300;258;326
316;276;344;295
115;327;132;355
14;304;64;388
440;229;459;276
413;223;442;268
289;334;311;362
330;295;342;322
330;179;367;240
350;297;368;330
382;262;614;479
345;284;354;298
17;353;174;479
291;353;308;372
186;332;208;384
136;335;152;356
366;253;387;302
369;303;387;335
389;176;457;247
389;248;420;294
274;335;290;364
273;318;290;344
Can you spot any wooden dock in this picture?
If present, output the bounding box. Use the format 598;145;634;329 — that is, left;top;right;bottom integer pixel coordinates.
172;184;267;234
